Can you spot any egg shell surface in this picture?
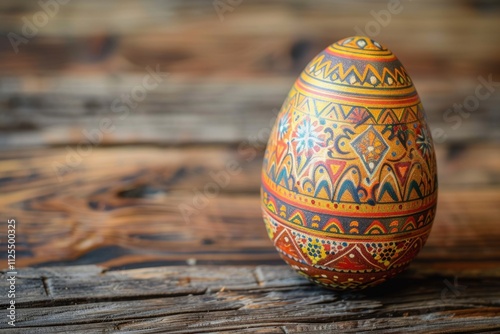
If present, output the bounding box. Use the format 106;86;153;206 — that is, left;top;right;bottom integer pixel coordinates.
261;36;438;290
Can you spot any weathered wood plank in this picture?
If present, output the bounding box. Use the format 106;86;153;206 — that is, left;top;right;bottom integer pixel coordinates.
0;0;498;76
0;1;498;332
0;266;307;307
0;143;498;192
0;265;499;332
0;0;499;147
0;76;499;148
0;144;499;269
0;276;48;306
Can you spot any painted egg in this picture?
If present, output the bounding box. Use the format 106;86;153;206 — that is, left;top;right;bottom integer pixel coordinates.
261;36;437;290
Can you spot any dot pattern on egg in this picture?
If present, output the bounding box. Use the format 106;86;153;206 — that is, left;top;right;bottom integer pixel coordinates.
261;36;438;290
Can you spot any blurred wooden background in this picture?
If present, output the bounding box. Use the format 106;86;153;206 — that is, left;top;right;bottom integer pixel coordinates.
0;0;499;270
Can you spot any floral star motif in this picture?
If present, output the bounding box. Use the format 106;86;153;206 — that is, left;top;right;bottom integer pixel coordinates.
293;118;323;156
416;126;432;157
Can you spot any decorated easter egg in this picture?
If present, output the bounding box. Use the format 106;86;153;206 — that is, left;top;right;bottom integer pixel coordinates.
261;36;437;290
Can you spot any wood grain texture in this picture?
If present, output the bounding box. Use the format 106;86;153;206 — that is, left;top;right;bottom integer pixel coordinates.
0;144;499;270
0;265;499;333
0;75;499;149
0;0;498;76
0;0;499;148
0;1;499;331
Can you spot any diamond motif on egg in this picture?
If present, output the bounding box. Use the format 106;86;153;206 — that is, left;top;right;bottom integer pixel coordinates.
350;126;389;176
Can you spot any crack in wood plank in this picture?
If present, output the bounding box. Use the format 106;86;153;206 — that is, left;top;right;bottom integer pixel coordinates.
41;277;53;297
280;325;290;334
253;267;265;287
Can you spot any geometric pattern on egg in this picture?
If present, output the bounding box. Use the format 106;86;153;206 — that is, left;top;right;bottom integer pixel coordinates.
261;36;438;290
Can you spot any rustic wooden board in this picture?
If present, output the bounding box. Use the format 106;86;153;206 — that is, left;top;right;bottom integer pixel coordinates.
0;144;499;270
0;76;499;149
0;0;499;148
0;1;499;331
0;0;498;76
0;264;499;333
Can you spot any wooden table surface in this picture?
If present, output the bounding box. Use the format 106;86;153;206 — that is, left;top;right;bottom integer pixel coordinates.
0;144;499;333
0;0;500;332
